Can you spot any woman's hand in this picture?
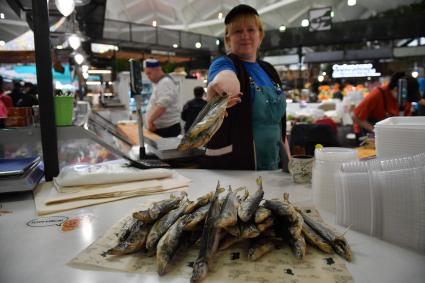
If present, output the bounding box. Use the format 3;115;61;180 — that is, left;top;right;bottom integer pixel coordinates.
207;70;242;109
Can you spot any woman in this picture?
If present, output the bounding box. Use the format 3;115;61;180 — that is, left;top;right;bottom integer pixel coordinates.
203;4;291;170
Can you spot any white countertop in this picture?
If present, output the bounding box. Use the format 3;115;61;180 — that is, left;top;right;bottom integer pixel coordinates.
1;169;424;283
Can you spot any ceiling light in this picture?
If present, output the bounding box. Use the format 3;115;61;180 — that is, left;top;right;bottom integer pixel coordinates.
82;72;89;79
172;43;178;48
55;0;75;17
331;11;334;18
279;25;286;32
87;69;111;74
318;75;324;82
56;45;63;49
218;12;223;19
322;72;327;76
74;53;84;65
68;34;81;50
301;19;309;27
0;13;5;19
86;81;101;85
0;40;5;47
152;20;157;27
347;0;356;6
81;65;89;73
216;39;220;46
411;71;419;78
195;42;202;48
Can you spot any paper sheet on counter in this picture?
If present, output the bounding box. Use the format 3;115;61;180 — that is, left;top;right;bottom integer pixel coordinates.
54;159;172;187
69;208;354;283
34;173;190;215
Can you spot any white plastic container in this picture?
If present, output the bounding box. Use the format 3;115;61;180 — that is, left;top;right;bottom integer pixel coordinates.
312;147;357;214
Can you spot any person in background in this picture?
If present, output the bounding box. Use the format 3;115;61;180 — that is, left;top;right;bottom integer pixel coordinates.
9;80;23;106
0;76;13;109
203;4;291;170
0;76;13;128
352;72;420;141
181;86;207;132
143;59;181;138
416;77;425;116
17;82;39;107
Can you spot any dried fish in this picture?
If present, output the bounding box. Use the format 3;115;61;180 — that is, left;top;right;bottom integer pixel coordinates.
256;217;274;233
178;94;229;151
248;237;276;261
185;188;224;214
106;220;151;255
133;192;186;223
183;204;211;231
146;199;189;251
302;222;334;254
191;183;223;283
217;186;244;229
238;177;264;222
301;211;352;261
156;215;187;275
254;206;272;224
240;222;261;239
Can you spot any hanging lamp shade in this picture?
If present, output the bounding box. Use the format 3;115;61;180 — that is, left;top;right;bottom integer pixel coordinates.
55;0;75;17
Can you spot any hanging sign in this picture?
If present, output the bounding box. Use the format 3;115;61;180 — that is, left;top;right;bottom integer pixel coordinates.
309;7;332;32
332;63;381;78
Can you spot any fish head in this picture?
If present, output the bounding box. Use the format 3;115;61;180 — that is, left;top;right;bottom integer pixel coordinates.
191;258;208;282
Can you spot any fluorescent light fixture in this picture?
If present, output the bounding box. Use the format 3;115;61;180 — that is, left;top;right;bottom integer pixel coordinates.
331;11;334;18
86;81;101;85
91;43;118;53
301;19;309;27
152;20;157;27
195;42;202;48
74;53;84;65
68;34;81;50
55;0;75;17
218;12;223;19
0;40;5;46
411;71;419;78
172;43;178;48
318;75;324;82
279;25;286;32
216;39;220;45
347;0;356;6
0;13;5;19
87;69;111;74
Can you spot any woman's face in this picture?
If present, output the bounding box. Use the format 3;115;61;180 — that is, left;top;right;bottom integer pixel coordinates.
226;17;263;62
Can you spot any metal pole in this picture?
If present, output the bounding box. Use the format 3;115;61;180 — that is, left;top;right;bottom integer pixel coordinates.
32;0;59;181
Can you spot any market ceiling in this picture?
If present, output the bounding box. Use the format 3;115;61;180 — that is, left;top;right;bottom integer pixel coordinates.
105;0;421;36
0;0;421;43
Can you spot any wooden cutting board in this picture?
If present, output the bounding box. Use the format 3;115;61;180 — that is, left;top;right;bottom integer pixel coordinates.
116;123;161;145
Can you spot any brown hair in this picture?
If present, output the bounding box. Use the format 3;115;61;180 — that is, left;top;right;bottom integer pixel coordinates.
224;13;264;54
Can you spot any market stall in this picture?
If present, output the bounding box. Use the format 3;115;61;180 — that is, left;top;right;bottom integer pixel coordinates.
1;169;425;283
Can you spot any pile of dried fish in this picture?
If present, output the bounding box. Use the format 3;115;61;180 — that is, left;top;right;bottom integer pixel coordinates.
178;94;229;151
103;177;352;282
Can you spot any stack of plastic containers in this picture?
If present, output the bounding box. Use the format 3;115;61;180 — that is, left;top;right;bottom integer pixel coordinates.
335;152;425;253
312;147;357;214
375;117;425;158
